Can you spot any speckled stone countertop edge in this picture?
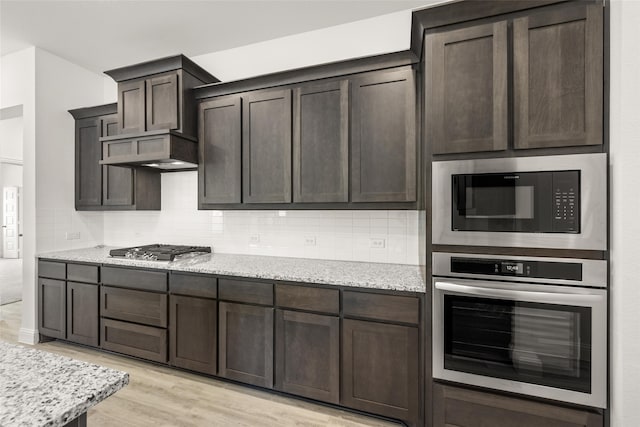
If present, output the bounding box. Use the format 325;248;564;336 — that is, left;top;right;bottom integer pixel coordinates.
37;247;426;293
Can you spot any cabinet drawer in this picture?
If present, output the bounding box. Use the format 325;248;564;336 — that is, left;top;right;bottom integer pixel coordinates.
275;284;339;314
101;286;168;327
218;278;273;305
101;266;167;292
170;273;217;299
67;263;99;284
343;291;419;325
38;260;66;280
101;318;167;363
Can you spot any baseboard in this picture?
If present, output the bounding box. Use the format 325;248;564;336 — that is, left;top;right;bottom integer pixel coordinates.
18;327;39;345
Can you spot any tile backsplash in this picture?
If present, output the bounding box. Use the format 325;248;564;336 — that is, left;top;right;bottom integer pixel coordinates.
101;172;420;265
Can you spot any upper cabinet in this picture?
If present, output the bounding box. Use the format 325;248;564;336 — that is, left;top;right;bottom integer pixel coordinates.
69;104;161;211
427;22;508;155
196;57;419;210
351;68;417;202
426;1;603;155
513;3;603;149
242;88;293;204
293;80;349;203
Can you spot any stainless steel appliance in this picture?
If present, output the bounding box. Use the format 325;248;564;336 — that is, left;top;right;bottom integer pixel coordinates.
432;252;607;408
109;244;211;261
432;153;607;250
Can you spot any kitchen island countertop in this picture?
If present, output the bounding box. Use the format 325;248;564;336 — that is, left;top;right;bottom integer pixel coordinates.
38;246;425;293
0;341;128;427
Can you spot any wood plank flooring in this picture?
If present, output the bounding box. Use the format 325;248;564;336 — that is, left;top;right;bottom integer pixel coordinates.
0;302;399;427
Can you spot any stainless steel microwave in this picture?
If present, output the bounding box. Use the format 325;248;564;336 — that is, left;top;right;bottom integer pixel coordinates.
432;153;607;250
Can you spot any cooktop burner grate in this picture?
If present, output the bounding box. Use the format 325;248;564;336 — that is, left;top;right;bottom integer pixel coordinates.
109;244;212;261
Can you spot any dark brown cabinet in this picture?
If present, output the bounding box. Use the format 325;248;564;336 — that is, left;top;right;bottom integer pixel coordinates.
198;96;242;205
351;67;417;202
170;295;217;375
101;318;168;363
75;117;102;208
219;302;274;388
146;72;180;131
38;278;66;339
293;80;349;203
275;310;339;403
426;2;603;154
242;88;292;204
69;104;161;211
342;319;419;425
118;79;146;134
427;21;508;154
433;383;603;427
514;3;603;149
66;281;99;346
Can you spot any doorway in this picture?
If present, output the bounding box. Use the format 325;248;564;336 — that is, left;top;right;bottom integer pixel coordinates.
0;105;24;307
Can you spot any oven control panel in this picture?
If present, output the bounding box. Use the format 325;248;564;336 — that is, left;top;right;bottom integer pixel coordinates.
451;257;582;281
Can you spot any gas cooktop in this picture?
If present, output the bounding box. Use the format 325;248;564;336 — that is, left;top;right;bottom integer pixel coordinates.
109;244;212;261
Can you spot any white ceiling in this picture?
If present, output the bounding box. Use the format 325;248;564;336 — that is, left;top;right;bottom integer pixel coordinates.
1;0;434;74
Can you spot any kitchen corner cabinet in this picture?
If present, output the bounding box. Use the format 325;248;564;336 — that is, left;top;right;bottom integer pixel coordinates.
70;104;161;211
351;68;417;202
426;1;603;154
427;21;508;155
198;96;242;205
242;88;292;204
433;383;603;427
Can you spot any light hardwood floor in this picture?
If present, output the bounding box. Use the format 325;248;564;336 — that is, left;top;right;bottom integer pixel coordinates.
0;302;399;427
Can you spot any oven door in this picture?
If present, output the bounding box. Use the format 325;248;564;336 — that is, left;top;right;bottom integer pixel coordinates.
433;278;607;408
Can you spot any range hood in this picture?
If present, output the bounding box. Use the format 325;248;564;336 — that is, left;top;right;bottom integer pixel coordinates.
99;129;198;170
99;54;218;170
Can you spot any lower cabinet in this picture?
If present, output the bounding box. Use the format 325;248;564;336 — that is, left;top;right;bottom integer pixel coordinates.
433;383;604;427
218;302;274;388
275;309;339;404
39;278;66;339
342;319;419;425
169;295;217;375
66;282;99;346
101;318;168;363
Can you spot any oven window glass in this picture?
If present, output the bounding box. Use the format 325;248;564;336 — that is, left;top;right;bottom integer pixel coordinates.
443;295;591;393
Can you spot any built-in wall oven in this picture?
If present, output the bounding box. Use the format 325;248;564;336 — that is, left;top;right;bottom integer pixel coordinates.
432;153;607;250
432;252;607;408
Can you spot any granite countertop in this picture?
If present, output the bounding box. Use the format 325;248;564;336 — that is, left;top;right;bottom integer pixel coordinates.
38;246;425;293
0;341;129;427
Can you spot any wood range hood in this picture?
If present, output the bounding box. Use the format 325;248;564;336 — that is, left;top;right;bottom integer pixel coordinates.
99;54;219;171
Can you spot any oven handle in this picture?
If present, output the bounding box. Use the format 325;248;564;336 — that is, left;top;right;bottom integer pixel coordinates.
434;281;604;304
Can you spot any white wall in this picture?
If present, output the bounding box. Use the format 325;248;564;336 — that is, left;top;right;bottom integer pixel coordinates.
609;1;640;426
102;10;421;265
0;115;23;161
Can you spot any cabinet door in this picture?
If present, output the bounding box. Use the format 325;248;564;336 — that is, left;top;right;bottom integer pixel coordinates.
433;383;603;427
342;319;419;424
199;96;242;205
242;89;292;203
169;295;217;375
275;310;339;404
219;302;274;388
39;278;66;339
118;79;146;133
351;68;417;202
427;21;508;154
293;80;348;203
514;3;603;149
75;117;102;208
102;114;134;207
146;72;180;131
66;282;99;346
101;318;167;363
